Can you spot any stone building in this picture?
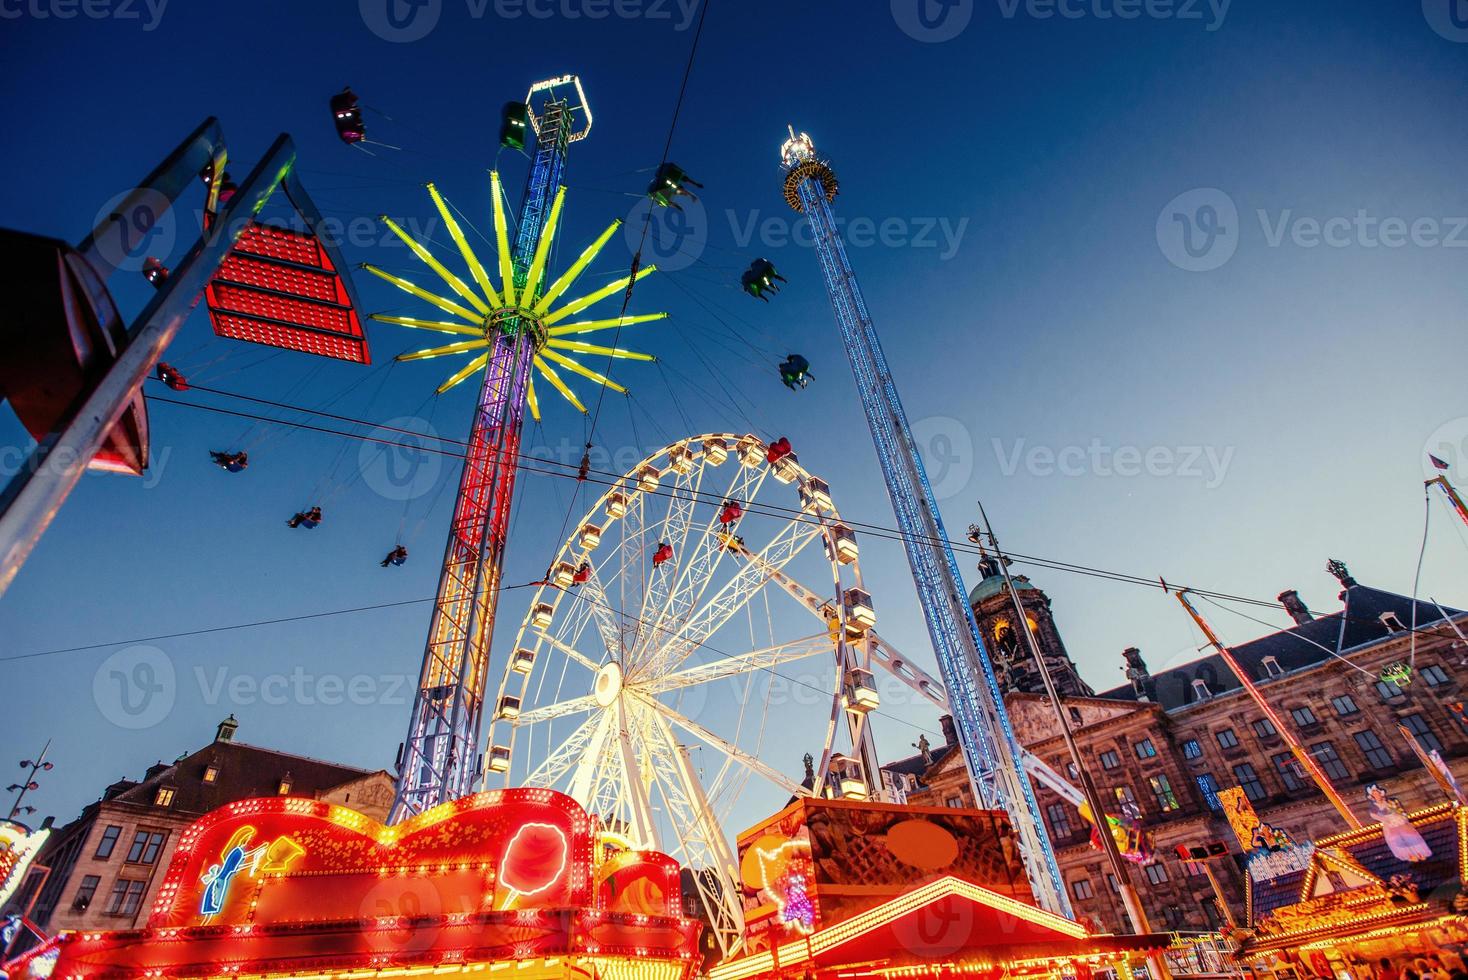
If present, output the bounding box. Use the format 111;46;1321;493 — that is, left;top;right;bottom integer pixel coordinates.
4;716;395;935
883;561;1468;934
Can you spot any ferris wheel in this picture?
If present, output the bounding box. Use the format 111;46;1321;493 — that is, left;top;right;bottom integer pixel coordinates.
484;433;882;955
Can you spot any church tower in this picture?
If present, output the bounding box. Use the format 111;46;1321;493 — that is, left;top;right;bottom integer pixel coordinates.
969;554;1095;698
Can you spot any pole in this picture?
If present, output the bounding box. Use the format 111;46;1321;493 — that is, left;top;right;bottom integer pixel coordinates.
979;509;1167;980
1428;475;1468;528
1201;863;1237;929
1170;587;1362;829
7;740;51;820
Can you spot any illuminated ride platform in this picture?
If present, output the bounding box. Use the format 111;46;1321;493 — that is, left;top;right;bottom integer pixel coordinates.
6;790;699;980
720;797;1170;979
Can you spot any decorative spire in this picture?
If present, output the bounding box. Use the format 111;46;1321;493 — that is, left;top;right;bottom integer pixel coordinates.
1326;559;1357;590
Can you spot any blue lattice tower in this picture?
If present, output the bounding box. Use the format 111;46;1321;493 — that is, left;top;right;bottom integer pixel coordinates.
779;128;1071;916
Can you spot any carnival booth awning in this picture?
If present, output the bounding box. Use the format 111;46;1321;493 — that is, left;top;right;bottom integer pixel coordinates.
15;789;700;980
709;875;1170;980
1245;802;1468;955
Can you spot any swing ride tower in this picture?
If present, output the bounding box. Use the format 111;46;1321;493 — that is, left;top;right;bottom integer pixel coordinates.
375;76;664;821
778;128;1072;917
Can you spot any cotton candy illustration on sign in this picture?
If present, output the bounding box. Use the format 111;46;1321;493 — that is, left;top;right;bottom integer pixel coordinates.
499;823;569;907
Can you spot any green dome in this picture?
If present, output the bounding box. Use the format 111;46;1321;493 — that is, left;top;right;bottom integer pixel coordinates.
968;573;1037;607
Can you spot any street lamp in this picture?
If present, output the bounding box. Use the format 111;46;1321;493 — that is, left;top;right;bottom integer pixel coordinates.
8;741;52;821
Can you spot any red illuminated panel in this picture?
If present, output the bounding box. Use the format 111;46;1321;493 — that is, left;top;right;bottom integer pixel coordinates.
205;221;370;364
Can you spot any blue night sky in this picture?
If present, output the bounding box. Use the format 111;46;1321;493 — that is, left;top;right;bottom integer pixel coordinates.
3;0;1468;837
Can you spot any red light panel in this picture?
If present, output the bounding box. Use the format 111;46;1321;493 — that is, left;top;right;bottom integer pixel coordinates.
205;222;370;364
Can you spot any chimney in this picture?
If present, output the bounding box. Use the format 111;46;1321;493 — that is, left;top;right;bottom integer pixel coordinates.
938;714;959;747
216;714;239;743
1122;647;1153;702
1279;590;1313;625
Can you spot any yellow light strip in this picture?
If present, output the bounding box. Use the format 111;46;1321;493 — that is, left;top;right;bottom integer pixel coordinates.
438;352;490;394
546;340;655;362
548;313;669;337
491;171;517;307
526;372;541;422
397;339;491;362
381;216;491;315
542;265;658;326
540;349;627;394
534;219;622;316
361;264;484;324
428;182;501;308
521;186;566;304
533;355;587;413
369;314;485;338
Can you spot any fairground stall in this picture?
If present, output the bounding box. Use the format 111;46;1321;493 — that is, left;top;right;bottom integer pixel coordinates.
3;789;701;979
1238;800;1468;977
717;796;1173;980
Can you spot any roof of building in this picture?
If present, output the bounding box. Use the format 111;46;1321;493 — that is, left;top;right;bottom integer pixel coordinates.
1093;586;1464;710
881;741;960;780
968;573;1039;607
105;735;383;817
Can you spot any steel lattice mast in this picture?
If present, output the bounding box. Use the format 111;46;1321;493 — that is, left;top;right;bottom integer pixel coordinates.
779;128;1071;916
379;76;665;821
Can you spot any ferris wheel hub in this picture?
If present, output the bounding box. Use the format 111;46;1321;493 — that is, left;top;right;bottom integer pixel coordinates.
593;660;625;707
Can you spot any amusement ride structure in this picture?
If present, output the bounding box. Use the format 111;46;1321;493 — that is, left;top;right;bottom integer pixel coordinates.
486;432;884;955
777;128;1071;916
366;76;666;821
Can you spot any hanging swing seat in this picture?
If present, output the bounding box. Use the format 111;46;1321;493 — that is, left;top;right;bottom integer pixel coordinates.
205;221;370;364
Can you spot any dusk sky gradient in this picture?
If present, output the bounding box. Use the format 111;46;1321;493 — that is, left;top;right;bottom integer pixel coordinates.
3;0;1468;837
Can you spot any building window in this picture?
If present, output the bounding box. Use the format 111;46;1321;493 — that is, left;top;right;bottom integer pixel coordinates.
1099;750;1121;770
1134;738;1158;759
1106;873;1120;893
1144;863;1170;885
944;797;963;808
1261;656;1283;678
1192;679;1212;699
1149;774;1181;812
1232;763;1268;802
1402;713;1444;754
1252;718;1277;739
1068;707;1083;725
1290;706;1318;727
71;874;101;911
1114;786;1137;815
1354;730;1394;769
1215;728;1239;750
1071;877;1094;901
105;878;148;917
94;824;123;859
1331;694;1359;717
1182;739;1203;760
278;779;293;795
1310;741;1350;781
203;765;219;783
1377;679;1405;700
125;830;166;865
154;787;175;807
1272;752;1306;792
1422;664;1452;687
1046;803;1073;839
1196;773;1223;811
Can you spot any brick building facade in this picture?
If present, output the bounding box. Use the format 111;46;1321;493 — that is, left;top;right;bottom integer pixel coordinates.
4;716;395;935
883;561;1468;934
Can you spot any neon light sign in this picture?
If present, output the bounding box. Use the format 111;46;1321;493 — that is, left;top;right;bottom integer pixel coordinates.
198;826;304;920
